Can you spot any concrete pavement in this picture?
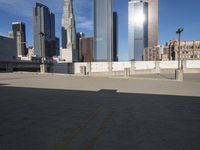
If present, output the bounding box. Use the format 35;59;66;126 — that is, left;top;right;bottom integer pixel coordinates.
0;73;200;150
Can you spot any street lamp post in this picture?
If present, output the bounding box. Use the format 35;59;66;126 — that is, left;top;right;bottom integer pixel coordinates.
175;27;184;81
176;28;184;69
39;32;48;73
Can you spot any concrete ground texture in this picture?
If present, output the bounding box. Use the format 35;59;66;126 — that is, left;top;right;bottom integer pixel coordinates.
0;72;200;150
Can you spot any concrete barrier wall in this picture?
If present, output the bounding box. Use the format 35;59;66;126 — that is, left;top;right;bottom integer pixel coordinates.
91;62;109;73
112;62;131;71
90;60;199;73
159;61;178;69
186;60;200;69
52;60;200;75
51;62;69;74
74;63;88;74
135;61;156;70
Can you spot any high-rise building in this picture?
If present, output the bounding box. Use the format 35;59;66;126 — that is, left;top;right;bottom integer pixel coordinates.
148;0;158;47
169;40;200;60
113;12;118;61
80;37;93;62
76;32;85;61
33;3;56;58
93;0;113;61
128;0;148;61
55;37;60;56
12;22;27;56
143;46;160;61
61;0;77;62
128;0;158;61
0;36;17;61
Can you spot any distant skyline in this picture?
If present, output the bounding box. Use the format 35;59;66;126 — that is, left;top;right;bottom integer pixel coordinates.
0;0;200;60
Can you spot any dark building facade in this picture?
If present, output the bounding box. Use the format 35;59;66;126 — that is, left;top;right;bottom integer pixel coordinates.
80;37;93;62
0;36;17;61
12;22;27;56
113;12;118;61
76;32;85;61
55;37;60;56
33;3;57;58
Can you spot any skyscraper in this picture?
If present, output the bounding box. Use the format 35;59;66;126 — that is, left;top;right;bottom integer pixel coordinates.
76;32;85;61
55;37;60;56
148;0;158;47
80;37;93;62
128;0;158;61
128;0;148;61
93;0;113;61
61;0;77;62
33;3;57;58
12;22;27;56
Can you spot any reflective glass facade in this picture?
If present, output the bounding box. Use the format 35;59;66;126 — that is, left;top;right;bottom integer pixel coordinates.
128;0;148;61
93;0;113;61
33;3;56;57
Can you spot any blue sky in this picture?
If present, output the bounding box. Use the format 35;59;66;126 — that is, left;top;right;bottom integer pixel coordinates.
0;0;200;60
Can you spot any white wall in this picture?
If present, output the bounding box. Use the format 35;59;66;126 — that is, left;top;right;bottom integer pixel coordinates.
91;62;109;72
135;61;155;70
159;61;178;69
53;60;200;74
186;60;200;69
60;48;72;63
112;62;131;71
74;63;88;74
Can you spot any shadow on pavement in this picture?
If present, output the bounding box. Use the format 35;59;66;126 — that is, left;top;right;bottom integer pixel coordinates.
0;84;9;86
0;85;200;150
158;73;175;80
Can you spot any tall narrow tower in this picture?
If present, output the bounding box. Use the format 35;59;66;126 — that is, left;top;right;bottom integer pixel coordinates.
93;0;113;61
148;0;158;47
33;3;56;58
61;0;77;62
12;22;27;56
128;0;148;61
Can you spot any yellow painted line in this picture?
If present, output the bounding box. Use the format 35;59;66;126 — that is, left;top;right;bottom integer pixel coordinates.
85;111;114;150
55;109;100;150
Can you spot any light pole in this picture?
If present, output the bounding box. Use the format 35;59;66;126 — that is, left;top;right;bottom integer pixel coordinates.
39;32;48;73
175;27;184;81
176;27;184;70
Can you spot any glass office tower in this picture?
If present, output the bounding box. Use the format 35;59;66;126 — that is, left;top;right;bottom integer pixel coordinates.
128;0;148;61
33;3;56;58
93;0;113;61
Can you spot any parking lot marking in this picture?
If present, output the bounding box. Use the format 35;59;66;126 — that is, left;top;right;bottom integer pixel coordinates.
55;109;100;150
85;111;114;150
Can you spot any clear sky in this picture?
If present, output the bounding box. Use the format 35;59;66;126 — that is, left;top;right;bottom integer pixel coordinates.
0;0;200;60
